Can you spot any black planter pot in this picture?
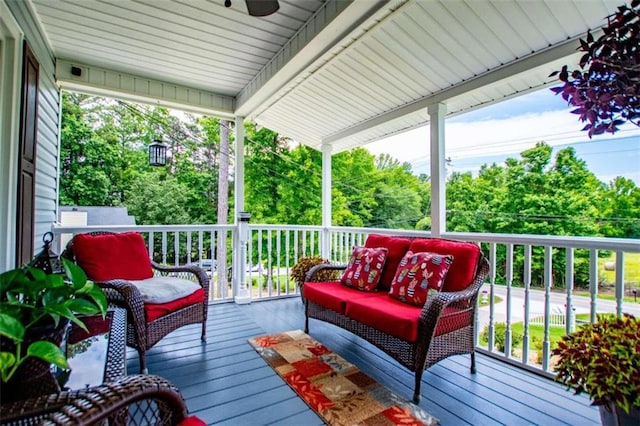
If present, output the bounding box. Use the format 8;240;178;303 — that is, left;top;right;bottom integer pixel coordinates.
599;402;640;426
0;319;69;403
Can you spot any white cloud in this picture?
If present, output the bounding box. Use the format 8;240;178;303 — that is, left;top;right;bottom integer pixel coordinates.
367;111;639;178
366;110;638;164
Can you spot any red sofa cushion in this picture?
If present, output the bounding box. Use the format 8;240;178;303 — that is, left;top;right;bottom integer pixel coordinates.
73;232;153;281
144;288;205;322
365;234;411;290
178;415;207;426
346;295;472;342
340;246;388;291
388;251;453;306
408;239;481;292
345;294;421;342
304;282;382;314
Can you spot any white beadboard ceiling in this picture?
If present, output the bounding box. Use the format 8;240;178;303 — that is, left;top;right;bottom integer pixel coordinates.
29;0;620;152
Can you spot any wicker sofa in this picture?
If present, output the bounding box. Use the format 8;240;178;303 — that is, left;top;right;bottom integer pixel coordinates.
303;234;490;403
0;374;203;425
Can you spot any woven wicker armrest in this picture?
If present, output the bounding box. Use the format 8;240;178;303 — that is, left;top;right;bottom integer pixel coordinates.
0;375;188;426
419;256;490;326
150;261;209;289
97;279;148;349
305;263;347;282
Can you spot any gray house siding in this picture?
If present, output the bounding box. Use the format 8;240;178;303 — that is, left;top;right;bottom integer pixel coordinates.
7;0;60;255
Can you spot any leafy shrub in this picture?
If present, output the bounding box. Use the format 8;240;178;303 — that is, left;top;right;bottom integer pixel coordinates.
290;256;339;288
480;322;523;355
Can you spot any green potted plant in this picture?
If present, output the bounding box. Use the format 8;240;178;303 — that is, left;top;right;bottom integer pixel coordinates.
291;256;340;301
552;314;640;425
550;1;640;137
0;258;107;401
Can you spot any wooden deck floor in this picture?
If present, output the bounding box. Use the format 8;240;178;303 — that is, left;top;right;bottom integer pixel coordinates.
126;298;599;425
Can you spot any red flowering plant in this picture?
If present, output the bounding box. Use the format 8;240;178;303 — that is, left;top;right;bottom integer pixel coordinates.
550;1;640;137
552;314;640;414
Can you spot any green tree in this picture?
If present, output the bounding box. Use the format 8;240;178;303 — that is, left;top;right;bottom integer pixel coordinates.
124;173;192;225
244;124;292;223
373;154;423;229
59;93;120;206
599;177;640;238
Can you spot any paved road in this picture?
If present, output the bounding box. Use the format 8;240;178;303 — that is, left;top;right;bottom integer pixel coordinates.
477;284;640;328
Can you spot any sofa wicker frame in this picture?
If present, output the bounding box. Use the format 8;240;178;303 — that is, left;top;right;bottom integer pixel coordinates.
304;253;490;403
0;374;190;425
63;231;210;373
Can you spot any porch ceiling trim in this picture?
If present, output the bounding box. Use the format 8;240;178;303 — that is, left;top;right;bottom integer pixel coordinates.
322;33;587;147
56;59;235;118
235;0;390;118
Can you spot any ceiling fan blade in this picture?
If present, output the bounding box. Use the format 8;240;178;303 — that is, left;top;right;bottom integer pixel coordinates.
245;0;279;17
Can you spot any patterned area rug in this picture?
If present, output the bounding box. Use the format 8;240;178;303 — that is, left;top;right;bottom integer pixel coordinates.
248;330;438;426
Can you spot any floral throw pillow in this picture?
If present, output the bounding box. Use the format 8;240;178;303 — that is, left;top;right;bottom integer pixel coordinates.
340;246;388;291
389;251;453;306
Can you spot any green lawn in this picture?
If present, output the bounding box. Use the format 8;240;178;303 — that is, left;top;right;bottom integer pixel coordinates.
599;252;640;287
480;314;591;363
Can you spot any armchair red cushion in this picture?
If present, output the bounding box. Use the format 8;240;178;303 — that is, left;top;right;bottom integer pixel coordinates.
73;232;153;281
144;288;205;322
365;234;411;290
408;239;481;292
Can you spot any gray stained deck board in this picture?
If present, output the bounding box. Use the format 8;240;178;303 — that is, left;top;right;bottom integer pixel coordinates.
125;298;598;425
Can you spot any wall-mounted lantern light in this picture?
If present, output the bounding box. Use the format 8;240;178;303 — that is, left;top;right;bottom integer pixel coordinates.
149;140;168;166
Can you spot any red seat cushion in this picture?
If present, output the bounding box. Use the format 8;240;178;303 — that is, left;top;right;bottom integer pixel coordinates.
388;251;453;306
345;294;421;342
364;234;411;291
178;415;207;426
340;246;388;291
73;232;153;281
144;288;205;322
408;239;481;292
304;281;383;314
345;295;472;342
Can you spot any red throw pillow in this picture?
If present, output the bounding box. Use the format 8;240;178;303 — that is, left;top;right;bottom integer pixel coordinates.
340;246;388;291
388;251;453;306
408;239;481;292
364;234;411;290
73;232;153;281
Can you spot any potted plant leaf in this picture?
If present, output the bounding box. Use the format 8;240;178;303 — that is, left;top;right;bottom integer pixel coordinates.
550;1;640;137
0;258;108;402
291;256;340;301
552;314;640;425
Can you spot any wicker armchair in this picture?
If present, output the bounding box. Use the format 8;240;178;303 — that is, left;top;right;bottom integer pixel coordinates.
0;374;196;425
63;231;210;373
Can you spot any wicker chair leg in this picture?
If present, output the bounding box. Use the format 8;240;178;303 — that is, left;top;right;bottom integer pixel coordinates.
304;301;309;333
470;351;476;374
201;322;207;342
139;350;148;374
413;370;423;403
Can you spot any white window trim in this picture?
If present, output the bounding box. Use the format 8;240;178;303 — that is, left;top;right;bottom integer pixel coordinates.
0;1;24;271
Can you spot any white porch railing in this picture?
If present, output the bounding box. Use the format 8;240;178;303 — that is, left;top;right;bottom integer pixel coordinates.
52;224;640;377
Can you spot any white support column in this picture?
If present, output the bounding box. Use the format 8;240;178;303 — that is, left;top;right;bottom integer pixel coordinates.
321;143;332;259
234;212;251;304
234;117;245;213
233;117;246;301
428;103;446;237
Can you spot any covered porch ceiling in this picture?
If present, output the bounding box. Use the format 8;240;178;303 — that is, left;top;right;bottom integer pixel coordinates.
30;0;620;153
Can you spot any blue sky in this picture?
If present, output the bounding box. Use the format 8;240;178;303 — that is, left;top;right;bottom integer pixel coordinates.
367;88;640;185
